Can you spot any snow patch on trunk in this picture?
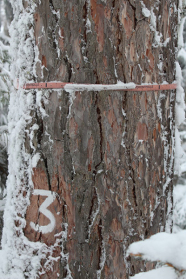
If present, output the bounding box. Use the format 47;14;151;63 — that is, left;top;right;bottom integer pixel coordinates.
0;1;60;278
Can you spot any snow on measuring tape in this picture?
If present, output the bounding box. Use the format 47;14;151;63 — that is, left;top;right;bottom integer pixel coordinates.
15;79;176;236
14;80;177;91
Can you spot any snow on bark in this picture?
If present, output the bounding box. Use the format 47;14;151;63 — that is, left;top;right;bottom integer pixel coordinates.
128;2;186;279
128;230;186;276
0;1;57;278
174;62;186;176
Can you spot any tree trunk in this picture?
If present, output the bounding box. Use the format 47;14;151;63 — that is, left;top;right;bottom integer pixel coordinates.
3;0;178;278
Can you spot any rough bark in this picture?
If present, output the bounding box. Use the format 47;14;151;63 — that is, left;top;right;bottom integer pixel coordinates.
24;0;177;278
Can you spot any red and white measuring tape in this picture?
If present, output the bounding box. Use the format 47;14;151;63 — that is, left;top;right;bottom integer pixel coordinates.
15;80;177;91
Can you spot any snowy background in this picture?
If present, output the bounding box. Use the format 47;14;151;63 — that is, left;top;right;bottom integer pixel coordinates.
0;0;12;248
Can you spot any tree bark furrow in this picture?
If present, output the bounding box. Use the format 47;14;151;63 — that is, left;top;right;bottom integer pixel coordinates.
6;0;178;278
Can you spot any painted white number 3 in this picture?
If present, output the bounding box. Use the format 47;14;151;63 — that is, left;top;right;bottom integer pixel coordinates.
30;189;56;234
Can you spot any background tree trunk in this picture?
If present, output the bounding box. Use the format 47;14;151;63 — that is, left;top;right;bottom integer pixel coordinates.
9;0;178;278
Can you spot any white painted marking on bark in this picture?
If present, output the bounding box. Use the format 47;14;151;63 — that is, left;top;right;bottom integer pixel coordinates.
30;189;56;234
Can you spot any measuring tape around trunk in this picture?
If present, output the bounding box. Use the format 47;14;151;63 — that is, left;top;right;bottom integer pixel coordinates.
15;80;177;91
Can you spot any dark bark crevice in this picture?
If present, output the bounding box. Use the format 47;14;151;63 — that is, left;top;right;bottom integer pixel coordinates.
63;56;72;82
97;218;103;271
132;183;137;208
94;94;103;173
43;157;52;191
35;98;44;147
83;1;88;44
128;0;137;30
37;195;42;242
112;0;116;9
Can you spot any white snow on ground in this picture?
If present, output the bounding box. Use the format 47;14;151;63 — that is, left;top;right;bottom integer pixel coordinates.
130;266;177;279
